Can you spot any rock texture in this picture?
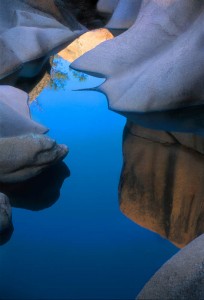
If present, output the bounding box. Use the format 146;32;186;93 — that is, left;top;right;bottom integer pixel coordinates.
0;85;68;182
0;86;47;137
105;0;142;30
0;134;68;183
136;234;204;299
0;0;84;83
71;0;204;117
119;122;204;248
59;28;113;62
0;193;12;233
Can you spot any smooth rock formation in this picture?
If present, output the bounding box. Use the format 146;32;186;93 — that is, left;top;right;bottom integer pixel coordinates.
71;0;204;117
136;234;204;299
0;86;47;137
0;193;12;233
0;134;68;183
119;122;204;247
59;28;113;62
0;0;85;83
0;85;68;182
105;0;142;30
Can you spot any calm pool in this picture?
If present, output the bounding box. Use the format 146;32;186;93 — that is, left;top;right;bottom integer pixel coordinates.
0;58;178;300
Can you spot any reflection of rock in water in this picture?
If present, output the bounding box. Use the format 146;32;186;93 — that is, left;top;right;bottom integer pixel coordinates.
16;57;52;102
119;121;204;248
0;162;70;211
0;160;69;246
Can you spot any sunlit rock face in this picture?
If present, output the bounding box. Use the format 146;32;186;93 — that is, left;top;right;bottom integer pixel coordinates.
136;234;204;299
119;121;204;248
71;0;204;117
0;193;12;233
59;29;113;62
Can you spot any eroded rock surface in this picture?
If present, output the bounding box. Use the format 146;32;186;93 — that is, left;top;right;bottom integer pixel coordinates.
71;0;204;118
0;134;68;183
0;0;84;84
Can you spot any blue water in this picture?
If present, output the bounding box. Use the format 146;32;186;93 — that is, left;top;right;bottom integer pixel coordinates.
0;58;178;300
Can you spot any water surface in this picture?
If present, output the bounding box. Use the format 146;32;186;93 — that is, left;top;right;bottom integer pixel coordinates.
0;58;178;300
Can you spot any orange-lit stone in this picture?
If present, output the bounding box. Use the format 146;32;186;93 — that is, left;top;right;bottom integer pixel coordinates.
58;28;114;62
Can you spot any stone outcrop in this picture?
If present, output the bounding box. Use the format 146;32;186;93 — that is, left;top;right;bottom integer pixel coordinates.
119;122;204;248
136;234;204;299
0;86;68;182
0;0;85;85
0;134;68;183
71;0;204;121
0;86;47;137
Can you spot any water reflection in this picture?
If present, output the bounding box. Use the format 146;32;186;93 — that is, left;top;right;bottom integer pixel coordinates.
0;162;69;244
49;55;87;91
0;57;178;300
15;55;88;101
0;162;69;211
119;121;204;248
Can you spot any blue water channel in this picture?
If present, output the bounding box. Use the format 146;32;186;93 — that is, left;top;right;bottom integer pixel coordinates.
0;57;178;300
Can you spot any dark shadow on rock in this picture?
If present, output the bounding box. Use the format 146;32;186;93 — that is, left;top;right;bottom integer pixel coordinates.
0;224;14;246
0;161;70;211
123;104;204;135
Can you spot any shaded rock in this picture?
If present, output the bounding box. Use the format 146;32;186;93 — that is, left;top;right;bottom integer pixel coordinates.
119;122;204;247
136;234;204;299
0;193;12;233
71;0;204;118
123;105;204;134
127;121;204;155
55;0;104;29
0;134;68;183
0;0;84;84
22;0;67;26
105;0;142;30
0;224;14;246
59;28;113;62
97;0;118;14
